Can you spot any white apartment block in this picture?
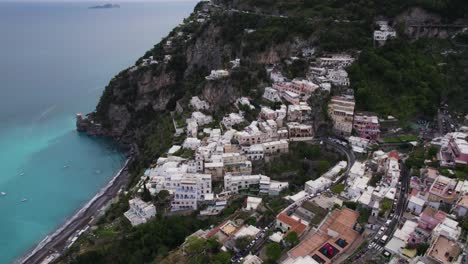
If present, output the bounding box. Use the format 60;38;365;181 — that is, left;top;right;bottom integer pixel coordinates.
305;177;332;194
245;144;264;160
317;54;354;68
224;174;288;195
124;198;156;226
262;140;289;155
171;173;213;211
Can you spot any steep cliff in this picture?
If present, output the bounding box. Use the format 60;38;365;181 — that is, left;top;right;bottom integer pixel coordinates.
78;2;319;147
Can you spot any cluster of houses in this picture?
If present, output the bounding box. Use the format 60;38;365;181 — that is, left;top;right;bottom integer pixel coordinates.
383;164;467;263
124;88;324;224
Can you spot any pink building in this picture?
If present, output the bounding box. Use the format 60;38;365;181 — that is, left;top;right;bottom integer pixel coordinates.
418;207;446;231
273;79;318;97
439;132;468;166
353;114;380;140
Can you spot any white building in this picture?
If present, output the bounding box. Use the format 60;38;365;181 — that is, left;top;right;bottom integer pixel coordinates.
186;119;198;137
237;97;255;110
168;145;181;155
327;68;350;86
124;198;156;226
222;112;245;128
433;217;461;240
407;195;426;215
191;111;213;126
245;197;262;210
170;173;213;211
347;175;370;199
322;160;347;179
224;174;288;195
206;69;229;80
305;177;332;194
373;21;397;42
262;140;289;155
317;54;354;68
348;136;370;154
183;137;201;150
190;96;210;110
263;87;282;102
245;144;265;160
348;161;365;181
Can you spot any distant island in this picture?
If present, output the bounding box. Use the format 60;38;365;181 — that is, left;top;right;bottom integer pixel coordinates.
89;4;120;9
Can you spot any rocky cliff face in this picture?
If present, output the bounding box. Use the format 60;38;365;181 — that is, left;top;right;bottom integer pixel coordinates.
77;2;315;146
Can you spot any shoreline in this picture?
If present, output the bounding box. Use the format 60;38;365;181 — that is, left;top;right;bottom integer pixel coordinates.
17;158;132;264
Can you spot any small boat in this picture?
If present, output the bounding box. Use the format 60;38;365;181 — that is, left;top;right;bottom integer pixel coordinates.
1;192;6;196
63;165;69;168
21;198;28;202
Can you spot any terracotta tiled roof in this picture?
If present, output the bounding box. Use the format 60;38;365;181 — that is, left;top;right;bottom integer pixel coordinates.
288;208;360;261
277;213;308;236
388;151;400;160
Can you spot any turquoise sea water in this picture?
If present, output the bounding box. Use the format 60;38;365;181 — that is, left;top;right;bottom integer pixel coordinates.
0;1;195;263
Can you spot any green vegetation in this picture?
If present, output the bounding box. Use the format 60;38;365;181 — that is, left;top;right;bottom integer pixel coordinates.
358;208;372;224
301;201;328;225
284;232;300;247
380;197;393;216
235;236;253;250
383;135;418;143
331;183;345;194
264;142;337;190
69;215;218;264
173;148;195;159
405;146;426;170
343;201;358;210
369;172;383;187
184;236;231;264
350;39;444;120
265;242;282;262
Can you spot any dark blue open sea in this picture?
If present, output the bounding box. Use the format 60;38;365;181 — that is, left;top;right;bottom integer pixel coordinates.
0;1;194;263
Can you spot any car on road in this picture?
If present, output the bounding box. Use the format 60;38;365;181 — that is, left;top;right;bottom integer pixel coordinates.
380;235;388;244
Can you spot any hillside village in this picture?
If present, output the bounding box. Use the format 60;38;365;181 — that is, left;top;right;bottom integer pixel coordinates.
116;13;468;264
62;1;468;264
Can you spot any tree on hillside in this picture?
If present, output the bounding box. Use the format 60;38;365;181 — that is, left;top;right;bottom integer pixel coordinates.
284;232;299;247
266;242;282;262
